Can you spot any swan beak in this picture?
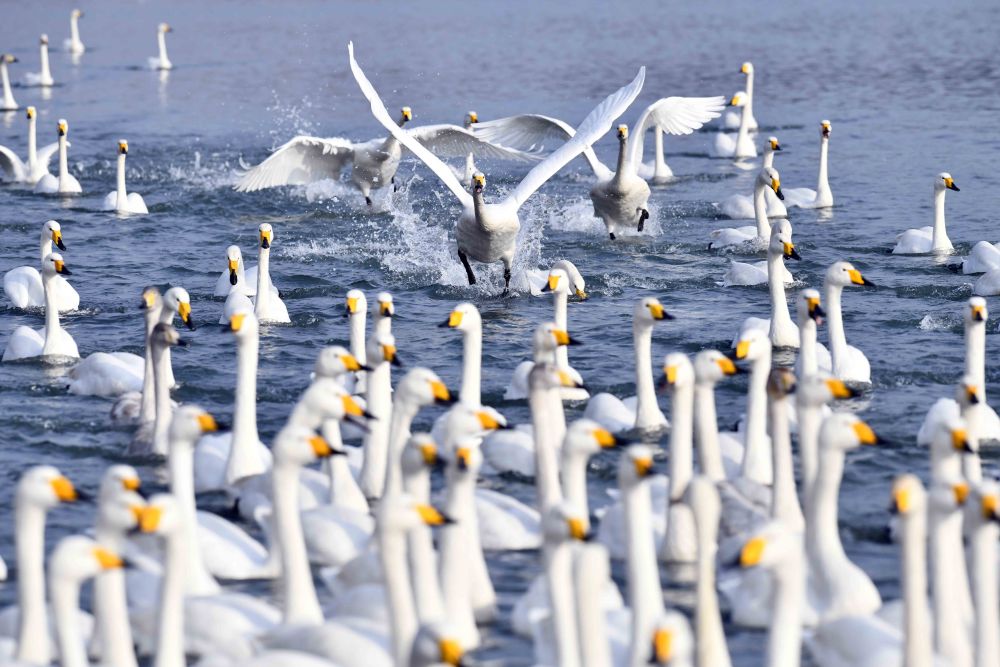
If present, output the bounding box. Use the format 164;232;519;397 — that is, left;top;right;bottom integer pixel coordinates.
122;476;141;491
546;275;560;292
807;297;825;323
382;344;400;366
345;297;360;316
197;413;218;432
741;63;751;74
971;304;986;322
440;310;463;328
651;628;673;663
966;385;981;404
821;123;831;138
633;456;653;478
455;446;471;471
468;112;478;124
50;476;78;502
139;506;163;532
472;172;485;194
852;420;880;445
93;547;124;571
770;139;781;151
824;379;858;399
420;443;440;466
783;242;800;260
664;365;678;386
716;357;741;375
739;536;765;567
118;141;128;155
379;302;393;317
400;107;412;122
259;231;272;249
52;230;66;251
54;259;71;275
729;95;739;106
734;340;751;360
177;302;194;330
340;354;363;371
981;494;999;521
945;178;960;191
575;289;588;300
552;329;579;346
58;120;67;136
953;483;970;505
567;516;590;541
477;411;506;430
309;435;333;458
594;428;617;448
647;302;672;320
229;313;246;332
617;124;629;140
416;504;453;526
164;24;173;33
141;289;157;310
771;179;784;200
438;638;464;666
26;106;36;119
341;395;365;418
847;269;873;287
952;428;973;453
556;369;585;390
891;488;911;515
429;380;453;404
229;270;238;286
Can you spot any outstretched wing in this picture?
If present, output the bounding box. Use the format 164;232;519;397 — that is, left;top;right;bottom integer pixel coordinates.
473;114;612;179
234;136;354;192
0;145;26;181
406;124;540;164
348;42;471;207
508;68;645;209
34;141;59;175
626;96;725;172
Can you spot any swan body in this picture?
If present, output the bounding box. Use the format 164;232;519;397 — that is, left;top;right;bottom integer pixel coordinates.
960;240;1000;274
782;121;834;208
0;107;59;184
4;220;79;311
824;261;874;384
3;253;79;361
350;41;645;289
0;54;18;111
34;120;82;195
711;91;756;158
734;219;801;348
64;10;85;54
214;245;259;297
709;166;784;249
722;62;758;129
24;35;54;87
893;173;959;254
102;140;149;213
67;352;144;397
149;23;173;70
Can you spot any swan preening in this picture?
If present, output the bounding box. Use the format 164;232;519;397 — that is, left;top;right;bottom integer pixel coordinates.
0;106;59;184
149;23;173;70
102;140;149;213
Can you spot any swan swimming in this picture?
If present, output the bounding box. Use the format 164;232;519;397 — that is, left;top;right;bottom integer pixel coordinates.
709;166;784;249
0;107;59;184
24;35;54;87
349;41;645;290
892;172;960;254
102;140;149;214
722;62;759;130
781;120;834;209
4;219;79;312
824;261;875;384
149;23;173;70
253;223;290;324
718;136;786;219
64;9;85;54
711;91;756;159
0;54;18;111
2;253;79;361
34;119;82;195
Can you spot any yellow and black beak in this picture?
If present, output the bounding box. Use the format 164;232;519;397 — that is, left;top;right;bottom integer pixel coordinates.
259;229;272;249
543;274;559;292
617;124;629;140
52;229;66;251
783;242;800;261
139;506;163;533
567;516;590;541
439;310;463;329
468;112;478;124
118;140;128;155
769;138;781;151
852;420;880;446
971;304;986;322
382;344;400;367
551;328;580;346
824;378;857;399
891;487;911;515
647;302;672;320
197;413;219;433
345;296;360;316
379;301;393;317
54;258;71;275
847;268;874;287
807;296;825;323
952;428;973;453
416;504;453;526
122;476;141;492
944;177;960;192
739;536;765;568
716;356;741;376
966;384;981;405
651;628;673;664
472;172;485;194
50;476;78;502
419;442;440;467
401;107;412;122
593;428;617;449
633;456;653;478
429;379;454;405
229;312;246;333
981;494;999;521
729;94;740;106
821;121;831;138
26;106;36;120
58;120;67;136
771;177;784;200
734;339;751;360
93;547;125;571
228;258;239;285
953;483;970;505
309;435;334;458
438;638;464;666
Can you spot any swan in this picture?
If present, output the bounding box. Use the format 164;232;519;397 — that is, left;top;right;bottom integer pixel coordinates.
439;302;483;406
149;23;173;70
796;376;857;504
968;481;1000;667
154;286;194;390
542;264;591;399
342;289;369;395
960;240;1000;275
688;476;734;667
691;349;745;482
102;140;149;213
349;42;645;290
709;166;784;249
109;287;164;426
824;261;875;384
731;220;801;347
584;297;672;434
34;119;82;195
781;121;834;209
3;253;79;361
24;35;54;87
927;479;974;667
64;9;85;54
0;107;60;184
0;54;18;111
795;289;832;377
254;223;290;324
719;136;787;219
215;244;259;297
4;219;79;311
712;91;756;158
358;332;399;500
471;96;724;239
660;353;696;563
504;321;580;402
722;62;759;130
892;172;960;254
917;298;1000;445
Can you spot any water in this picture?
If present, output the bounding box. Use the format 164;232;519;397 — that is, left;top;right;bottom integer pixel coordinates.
2;0;999;663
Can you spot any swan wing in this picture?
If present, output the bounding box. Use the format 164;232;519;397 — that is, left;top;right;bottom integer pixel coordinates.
0;145;26;181
3;266;44;308
235;136;354;192
508;67;645;208
2;326;44;361
405;124;539;163
34;141;60;173
626;96;726;171
472;114;612;179
348;42;471;207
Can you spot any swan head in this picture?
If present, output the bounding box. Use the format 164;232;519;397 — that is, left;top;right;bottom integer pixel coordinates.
375;291;394;318
367;332;400;367
227;308;259;338
648;610;694;665
928;478;970;515
377;494;453;535
17;465;79;510
796;289;824;325
401;433;442;476
444;404;507;446
732;326;770;362
344;289;367;317
930;416;972;458
542;501;592;544
693;349;741;385
168;405;219;448
57;119;68;137
543;268;572;295
43;220;66;250
1;54;17;64
72;9;83;19
891;474;927;519
296;377;368;425
529;361;586;393
564;418;618;457
313;345;366;378
150;323;186;353
616;124;629;142
158;23;172;34
770;219;798;260
137;493;182;536
738;521;802;571
98;466;145;534
397;367;454;407
118;139;128;155
825;261;874;288
140;285;162;313
766;136;781;153
820;120;831;138
819;412;881;452
766;367;796;402
439;302;481;332
759;166;783;200
937;172;960;192
740;62;754;75
163;286;194;329
797;376;857;406
662;352;694;391
534;321;579;355
635;297;672;324
50;536;124;586
258;223;274;249
40;34;49;46
274;425;341;467
551;259;586;297
618;444;655;488
42;252;71;277
956;374;982;409
101;465;142;497
471;171;486;196
449;438;483;474
465;111;478;126
728;91;748;107
410;623;465;667
400;106;412;123
225;245;243;284
967;296;987;323
971;481;1000;524
26;106;36;120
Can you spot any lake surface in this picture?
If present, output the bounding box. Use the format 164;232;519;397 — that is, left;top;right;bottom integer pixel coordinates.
2;0;999;664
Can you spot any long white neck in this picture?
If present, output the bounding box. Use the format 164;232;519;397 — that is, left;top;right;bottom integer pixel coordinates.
798;317;818;377
653;126;671;179
965;321;985;392
560;450;591;522
973;517;1000;667
439;486;479;647
901;507;932;667
745;71;755;114
349;312;367;365
38;231;52;266
806;447;851;579
530;383;563;514
796;399;822;511
273;461;324;625
694;505;731;667
116;152;128;210
70;17;81;46
226;331;261;485
741;352;771;485
58;134;69;187
816;137;831;204
767;551;804;667
151;342;173;456
139;306;161;423
769;255;794;340
553;293;569;368
736;102;751;155
405;471;445;624
613;137;629;181
154;528;186;667
40;43;51;81
382;397;418;501
92;524;138;667
168;439;220;595
693;383;726;481
574;544;612;667
382;528;419;667
930;507;974;667
41;270;63;355
546;542;581;667
460;326;482;406
769;395;803;530
157;32;169;65
625;480;665;667
668;382;694;501
51;574;87;667
28;116;37;167
762;149;774;170
962;402;984;484
15;503;49;665
824;282;848;376
753;180;771;238
322;421;363;507
254;247;272;316
359;359;394;500
931;187;951;251
0;63;14;108
633;322;663;430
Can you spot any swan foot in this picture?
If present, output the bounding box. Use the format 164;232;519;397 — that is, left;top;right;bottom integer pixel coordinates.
503;267;511;294
392;176;397;192
459;251;477;285
637;208;649;232
365;196;373;206
609;233;616;240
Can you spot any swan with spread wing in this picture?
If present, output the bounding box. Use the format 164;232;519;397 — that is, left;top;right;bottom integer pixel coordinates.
349;41;645;290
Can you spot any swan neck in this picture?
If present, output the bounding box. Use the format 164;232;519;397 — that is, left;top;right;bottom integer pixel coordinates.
1;63;13;103
768;253;793;335
807;448;850;571
736;100;751;149
902;507;932;667
530;384;563;514
71;17;80;43
381;529;419;667
625;481;665;666
407;513;445;624
167;436;217;595
349;311;367;364
965;320;985;390
359;360;393;499
254;248;271;313
382;396;418;501
768;554;804;667
38;231;51;264
741;353;771;484
153;529;187;667
632;322;661;430
28;116;36;165
930;509;974;667
769;396;803;528
151;343;173;456
139;307;160;423
274;462;324;625
460;326;482;406
762;149;773;170
42;270;62;353
695;505;732;667
668;382;695;500
754;181;771;238
796;400;821;507
92;540;138;667
693;383;726;481
553;293;569;368
547;543;581;667
439;490;477;646
560;450;590;520
824;282;847;362
817;137;830;196
798;319;818;376
40;42;50;79
51;574;87;667
157;31;168;62
116;152;127;207
973;519;1000;667
227;330;261;484
58;134;68;183
932;187;949;249
614;137;628;178
15;503;49;665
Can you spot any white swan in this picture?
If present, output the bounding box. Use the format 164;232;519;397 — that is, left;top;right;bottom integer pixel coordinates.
782;121;834;209
712;91;756;158
969;481;1000;667
0;107;59;184
254;223;290;324
358;332;399;500
542;264;591;400
102;140;149;213
34;120;82;195
109;287;163;426
690;349;745;483
719;136;787;219
64;10;85;54
824;261;874;384
4;220;79;311
349;42;645;290
892;172;960;254
148;23;173;70
926;479;974;667
0;54;18;111
24;35;54;87
960;240;1000;275
472;96;723;239
215;244;258;297
3;253;79;361
659;353;696;563
688;477;735;667
709;166;783;249
795;289;832;377
722;62;759;130
731;220;801;347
